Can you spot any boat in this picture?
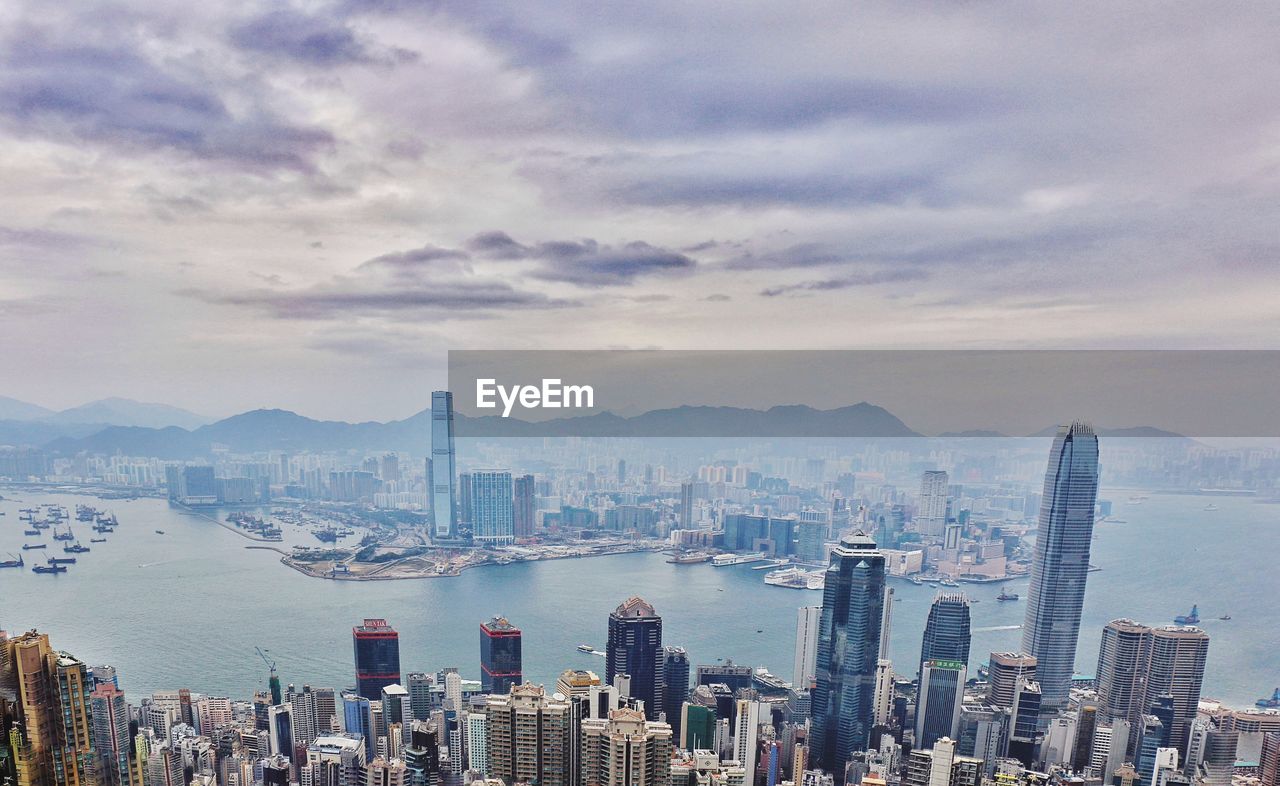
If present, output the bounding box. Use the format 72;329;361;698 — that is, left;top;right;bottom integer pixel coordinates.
47;556;76;565
763;566;825;590
910;577;924;585
155;530;165;535
53;529;75;541
1174;605;1200;625
577;644;596;653
22;543;46;550
32;564;67;574
997;590;1020;601
90;538;107;543
711;553;766;567
666;551;712;564
64;543;90;554
1218;615;1231;621
1203;504;1219;511
23;529;40;536
940;578;960;587
1257;688;1280;709
0;555;23;568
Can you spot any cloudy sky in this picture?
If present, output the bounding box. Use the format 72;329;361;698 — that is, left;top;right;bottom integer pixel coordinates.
2;2;1278;420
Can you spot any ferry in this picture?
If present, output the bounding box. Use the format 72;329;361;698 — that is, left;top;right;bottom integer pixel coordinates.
22;543;46;550
711;553;766;567
997;590;1020;602
576;644;596;653
1174;605;1200;625
940;577;960;587
666;551;713;565
32;564;67;574
763;566;825;591
0;554;23;568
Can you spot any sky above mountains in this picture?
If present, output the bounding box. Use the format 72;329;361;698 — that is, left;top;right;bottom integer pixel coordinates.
2;2;1279;420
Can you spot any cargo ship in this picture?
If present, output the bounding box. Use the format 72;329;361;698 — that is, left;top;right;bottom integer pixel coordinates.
22;543;46;550
0;554;23;568
32;564;67;574
47;556;76;565
1174;605;1200;625
53;528;75;541
997;590;1020;601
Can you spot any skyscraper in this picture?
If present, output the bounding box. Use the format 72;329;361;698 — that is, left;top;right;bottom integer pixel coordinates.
470;470;515;546
809;532;887;782
580;708;674;786
662;646;690;742
353;619;401;700
1144;626;1209;759
1021;422;1100;712
480;616;522;695
606;597;664;721
484;684;572;786
917;470;949;537
430;391;457;540
4;630;97;786
90;683;137;786
916;660;966;750
794;605;822;689
734;699;761;786
513;474;536;539
918;593;971;680
1096;619;1155;754
986;652;1037;709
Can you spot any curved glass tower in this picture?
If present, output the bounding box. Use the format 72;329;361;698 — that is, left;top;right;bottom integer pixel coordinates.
1021;421;1100;713
918;592;972;679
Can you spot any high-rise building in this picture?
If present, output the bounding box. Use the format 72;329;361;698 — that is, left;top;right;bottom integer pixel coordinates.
465;712;488;775
430;391;457;540
480;616;522;695
662;646;690;741
606;597;665;721
470;471;515;546
919;593;971;680
986;653;1037;709
4;630;97;786
1144;626;1209;759
1096;619;1155;754
679;482;695;529
1021;422;1100;712
580;708;674;786
916;660;966;750
301;734;367;786
680;703;717;752
484;683;572;786
513;474;536;539
353;619;402;700
90;683;137;786
733;699;761;786
810;532;887;782
917;471;949;537
794;605;822;690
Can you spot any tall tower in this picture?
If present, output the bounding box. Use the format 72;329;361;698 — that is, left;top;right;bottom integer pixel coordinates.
606;597;664;721
918;593;972;680
793;605;822;689
513;474;536;539
661;646;690;742
470;471;515;546
353;619;401;700
916;660;966;750
1096;619;1155;754
917;470;949;537
1144;626;1209;759
4;630;97;786
430;391;457;540
1021;422;1100;713
986;652;1037;708
91;683;137;786
479;616;523;695
809;532;886;782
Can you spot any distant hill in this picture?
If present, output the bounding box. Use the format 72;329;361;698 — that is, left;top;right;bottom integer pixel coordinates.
44;398;213;430
0;396;54;421
1028;424;1189;439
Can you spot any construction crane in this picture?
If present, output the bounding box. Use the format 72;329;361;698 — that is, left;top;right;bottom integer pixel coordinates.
256;646;282;705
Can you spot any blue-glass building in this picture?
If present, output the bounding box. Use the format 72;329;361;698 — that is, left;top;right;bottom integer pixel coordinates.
919;592;972;680
606;597;664;721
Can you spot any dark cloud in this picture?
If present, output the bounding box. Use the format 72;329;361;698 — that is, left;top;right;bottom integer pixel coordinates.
228;9;372;66
467;232;697;286
0;26;334;172
465;231;530;260
357;244;473;276
182;282;575;320
760;268;930;297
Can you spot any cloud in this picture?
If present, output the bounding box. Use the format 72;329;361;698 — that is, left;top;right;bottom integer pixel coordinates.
0;23;334;173
228;9;372;66
467;232;697;286
356;244;473;276
760;268;930;297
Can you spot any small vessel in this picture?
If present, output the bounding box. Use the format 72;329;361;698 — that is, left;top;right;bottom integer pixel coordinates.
64;543;90;554
910;576;924;586
22;543;46;550
1218;614;1232;621
23;529;40;536
32;564;67;574
1174;605;1200;625
0;554;23;568
53;528;75;541
1203;504;1219;511
48;556;76;565
90;538;107;543
577;644;596;653
997;590;1020;602
1257;688;1280;709
155;530;165;535
940;578;960;587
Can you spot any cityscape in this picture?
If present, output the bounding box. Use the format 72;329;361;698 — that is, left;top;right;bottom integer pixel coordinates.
3;4;1279;786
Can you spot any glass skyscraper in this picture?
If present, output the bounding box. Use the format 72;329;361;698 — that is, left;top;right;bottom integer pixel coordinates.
430;391;457;540
809;532;886;782
606;597;664;721
353;618;401;700
918;592;971;680
480;616;523;695
1021;421;1100;713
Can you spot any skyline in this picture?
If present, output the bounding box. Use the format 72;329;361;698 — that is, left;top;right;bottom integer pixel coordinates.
3;3;1280;419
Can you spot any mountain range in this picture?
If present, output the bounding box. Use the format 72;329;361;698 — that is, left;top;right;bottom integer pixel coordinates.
0;396;213;430
0;397;1190;458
